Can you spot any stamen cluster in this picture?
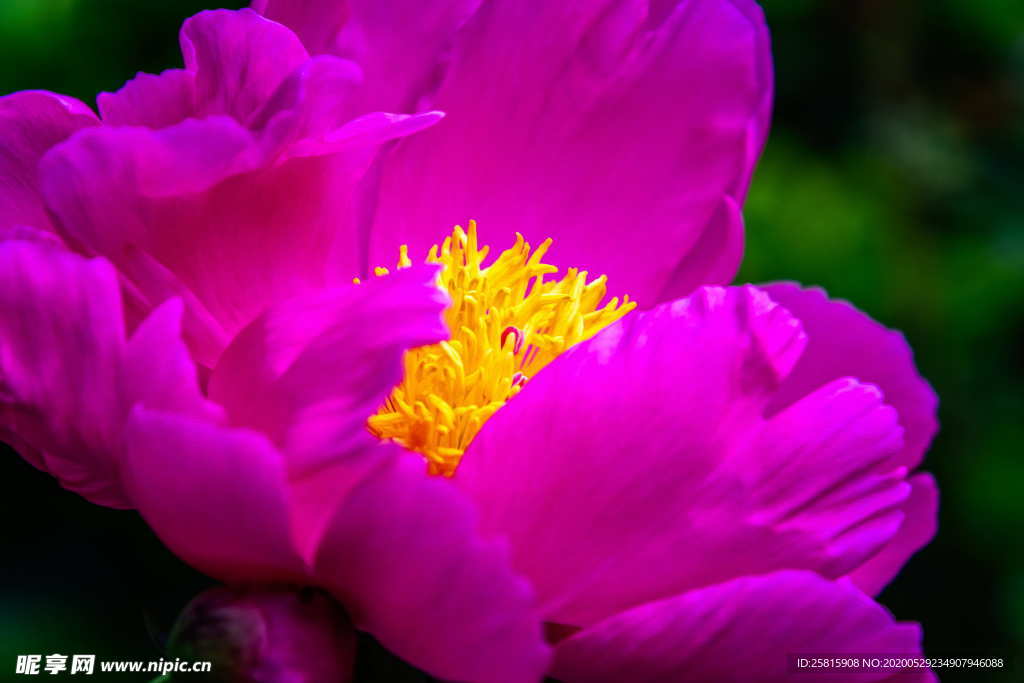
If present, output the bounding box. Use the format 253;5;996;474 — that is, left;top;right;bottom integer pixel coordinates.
364;221;635;475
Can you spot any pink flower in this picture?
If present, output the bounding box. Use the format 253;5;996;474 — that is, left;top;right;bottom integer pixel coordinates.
0;1;939;681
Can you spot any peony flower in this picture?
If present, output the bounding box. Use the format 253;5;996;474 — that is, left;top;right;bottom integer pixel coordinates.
0;1;939;681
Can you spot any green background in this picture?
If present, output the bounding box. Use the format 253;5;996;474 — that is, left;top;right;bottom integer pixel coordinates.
0;1;1021;681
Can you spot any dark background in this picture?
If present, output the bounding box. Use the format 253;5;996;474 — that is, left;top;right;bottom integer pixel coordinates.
1;1;1021;681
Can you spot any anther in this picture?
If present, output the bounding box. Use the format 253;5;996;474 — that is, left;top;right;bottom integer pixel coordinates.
501;326;525;354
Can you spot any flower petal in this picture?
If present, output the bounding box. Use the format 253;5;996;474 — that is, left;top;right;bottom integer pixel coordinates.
331;0;481;115
310;445;550;683
121;299;226;434
0;241;215;508
251;55;363;157
0;90;98;233
97;69;195;128
369;0;772;302
847;473;939;596
253;55;443;162
551;570;932;683
182;9;309;126
252;0;480;115
122;408;306;583
760;283;938;471
38;117;361;363
209;265;449;475
250;0;351;55
457;286;909;626
100;9;314;134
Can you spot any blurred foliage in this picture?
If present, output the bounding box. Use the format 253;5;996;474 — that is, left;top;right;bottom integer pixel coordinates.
0;0;1021;681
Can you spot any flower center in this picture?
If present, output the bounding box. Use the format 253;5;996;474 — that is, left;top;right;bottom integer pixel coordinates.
364;221;635;476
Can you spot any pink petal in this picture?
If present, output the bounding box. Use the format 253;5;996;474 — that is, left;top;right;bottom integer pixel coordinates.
310;444;550;683
552;570;932;683
209;265;449;475
0;242;123;505
122;408;306;583
124;298;217;420
330;0;481;114
250;0;352;55
0;224;65;248
38;117;358;363
847;473;939;596
761;283;939;471
0;242;215;508
254;56;443;162
0;90;98;234
251;55;363;157
101;10;314;135
368;0;772;303
112;246;231;365
181;9;309;126
44;116;260;201
457;286;909;626
252;0;479;115
39;9;445;364
122;392;548;682
97;69;195;128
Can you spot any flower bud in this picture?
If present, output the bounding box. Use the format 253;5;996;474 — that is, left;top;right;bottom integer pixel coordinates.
167;586;355;682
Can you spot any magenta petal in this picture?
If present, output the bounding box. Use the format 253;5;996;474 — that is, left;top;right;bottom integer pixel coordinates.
0;224;65;248
97;69;195;128
181;9;309;125
39;117;361;361
551;571;931;683
311;445;550;683
0;90;98;233
331;0;481;114
254;56;443;163
761;283;939;471
847;473;939;596
210;265;449;475
252;0;478;114
369;0;772;301
124;298;217;420
252;55;363;157
0;241;125;506
123;408;306;583
39;8;447;362
102;8;315;131
286;110;444;166
658;194;746;298
458;286;909;626
0;242;214;508
42;117;259;202
250;0;351;55
113;246;231;365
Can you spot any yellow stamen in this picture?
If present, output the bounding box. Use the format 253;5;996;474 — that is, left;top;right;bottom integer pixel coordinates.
366;221;636;476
